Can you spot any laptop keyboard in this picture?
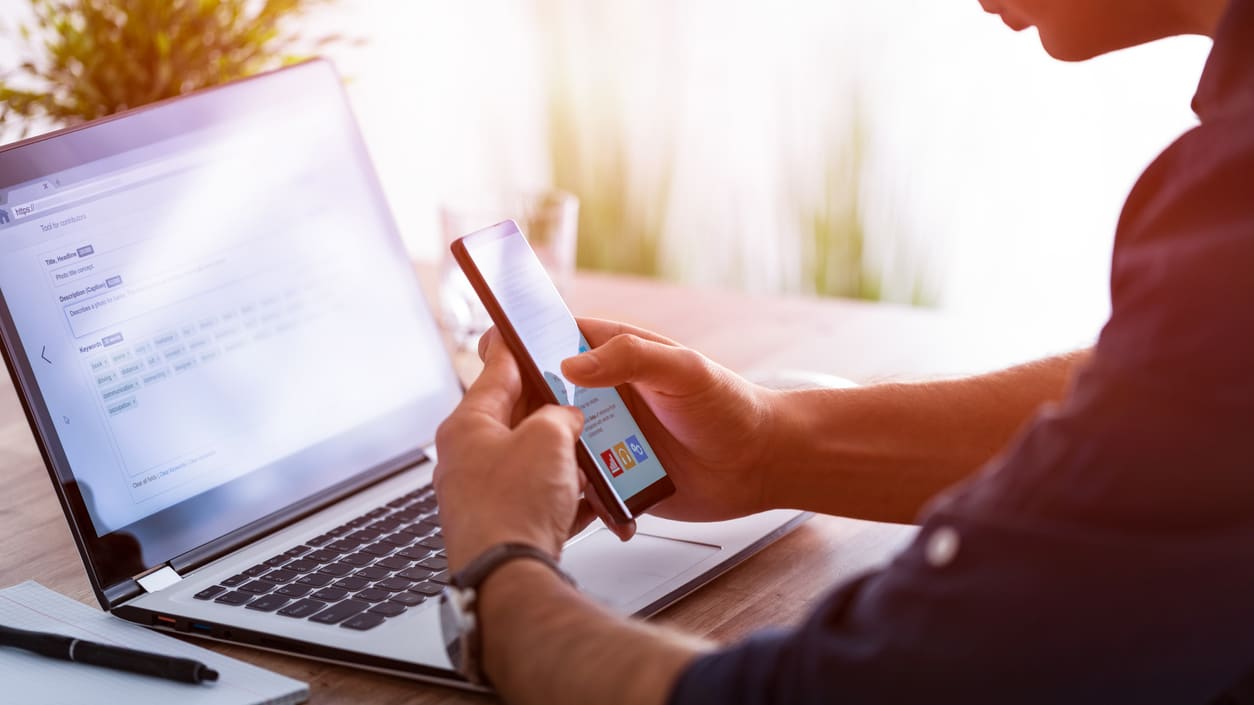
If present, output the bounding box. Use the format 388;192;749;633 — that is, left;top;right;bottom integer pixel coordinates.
191;484;447;631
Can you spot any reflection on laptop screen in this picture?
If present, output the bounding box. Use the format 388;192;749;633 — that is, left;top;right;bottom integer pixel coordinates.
0;64;459;545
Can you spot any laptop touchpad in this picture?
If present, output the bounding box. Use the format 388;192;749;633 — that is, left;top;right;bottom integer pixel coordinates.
561;530;720;610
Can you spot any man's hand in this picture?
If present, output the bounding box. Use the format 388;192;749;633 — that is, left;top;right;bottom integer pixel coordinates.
559;318;778;523
436;327;708;705
434;332;586;571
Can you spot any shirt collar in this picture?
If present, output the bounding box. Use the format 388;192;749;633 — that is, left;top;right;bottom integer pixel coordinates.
1192;0;1254;122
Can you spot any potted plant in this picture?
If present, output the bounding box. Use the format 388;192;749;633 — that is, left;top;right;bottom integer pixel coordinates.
0;0;346;141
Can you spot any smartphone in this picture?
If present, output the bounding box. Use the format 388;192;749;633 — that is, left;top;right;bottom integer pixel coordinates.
451;220;675;525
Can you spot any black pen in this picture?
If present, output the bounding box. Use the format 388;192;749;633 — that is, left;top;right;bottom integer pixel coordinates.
0;623;219;684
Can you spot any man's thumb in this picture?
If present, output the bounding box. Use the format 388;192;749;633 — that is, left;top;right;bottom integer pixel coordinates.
561;334;708;394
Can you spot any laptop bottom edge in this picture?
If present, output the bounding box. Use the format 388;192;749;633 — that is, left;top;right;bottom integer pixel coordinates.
112;602;483;691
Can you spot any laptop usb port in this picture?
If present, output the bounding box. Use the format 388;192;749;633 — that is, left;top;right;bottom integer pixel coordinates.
191;622;212;633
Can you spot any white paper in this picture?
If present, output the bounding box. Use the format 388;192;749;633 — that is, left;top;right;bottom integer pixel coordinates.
0;581;307;705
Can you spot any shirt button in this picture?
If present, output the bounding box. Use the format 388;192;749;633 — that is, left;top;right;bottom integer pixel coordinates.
925;526;961;568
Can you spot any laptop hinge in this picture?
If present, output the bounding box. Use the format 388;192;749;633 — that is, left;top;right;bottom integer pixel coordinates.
135;565;182;593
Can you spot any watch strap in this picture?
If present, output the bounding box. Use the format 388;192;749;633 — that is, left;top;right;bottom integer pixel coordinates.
451;542;575;591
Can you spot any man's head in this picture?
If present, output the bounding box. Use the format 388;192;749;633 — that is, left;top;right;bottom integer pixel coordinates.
979;0;1229;61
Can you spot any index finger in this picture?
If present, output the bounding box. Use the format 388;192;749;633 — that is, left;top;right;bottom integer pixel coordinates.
575;317;683;348
458;331;523;423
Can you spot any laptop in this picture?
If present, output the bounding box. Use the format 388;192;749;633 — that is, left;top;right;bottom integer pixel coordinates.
0;59;806;689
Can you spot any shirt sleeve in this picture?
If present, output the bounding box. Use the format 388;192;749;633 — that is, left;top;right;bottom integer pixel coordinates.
669;112;1254;705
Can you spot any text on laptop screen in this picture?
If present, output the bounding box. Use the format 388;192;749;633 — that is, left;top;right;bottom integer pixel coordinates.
0;64;460;556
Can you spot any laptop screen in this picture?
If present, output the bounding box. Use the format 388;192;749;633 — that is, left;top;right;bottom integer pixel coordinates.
0;60;462;596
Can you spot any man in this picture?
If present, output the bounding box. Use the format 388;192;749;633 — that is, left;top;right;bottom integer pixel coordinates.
433;0;1254;702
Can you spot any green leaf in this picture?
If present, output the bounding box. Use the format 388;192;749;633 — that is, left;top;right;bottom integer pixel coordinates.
1;0;357;125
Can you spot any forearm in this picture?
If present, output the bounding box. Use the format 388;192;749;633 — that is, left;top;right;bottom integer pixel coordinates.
765;350;1089;523
479;560;708;705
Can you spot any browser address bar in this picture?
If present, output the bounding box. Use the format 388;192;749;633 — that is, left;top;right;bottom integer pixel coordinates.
7;154;202;221
7;141;244;222
9;176;128;219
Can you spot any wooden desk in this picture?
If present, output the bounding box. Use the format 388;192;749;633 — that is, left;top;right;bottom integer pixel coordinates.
0;270;1069;703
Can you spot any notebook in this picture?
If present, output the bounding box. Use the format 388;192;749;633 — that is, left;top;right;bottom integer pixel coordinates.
0;581;308;705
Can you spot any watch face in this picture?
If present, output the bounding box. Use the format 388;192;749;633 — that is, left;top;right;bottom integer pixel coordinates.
439;586;477;677
439;589;461;667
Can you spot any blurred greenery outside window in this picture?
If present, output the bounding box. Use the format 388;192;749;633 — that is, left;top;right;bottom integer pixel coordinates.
0;0;932;306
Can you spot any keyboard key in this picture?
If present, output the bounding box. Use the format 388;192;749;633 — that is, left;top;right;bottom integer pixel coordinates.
396;547;431;561
386;497;412;509
378;555;412;570
359;542;393;557
214;590;253;605
403;520;439;537
428;570;451;585
261;569;298;584
296;573;335;587
395;521;424;535
309;599;369;625
284;545;312;558
369;601;407;617
334;576;370;591
246;594;291;612
194;585;226;600
397;566;433;582
328;539;360;553
355;565;390;580
341;612;387;631
276;584;313;598
243;564;270;577
319;562;355;577
393;508;422;522
307;549;341;563
220;573;249;587
375;577;413;592
409;582;444;596
306;533;336;546
264;555;289;567
347;516;372;528
416;556;448;571
355;587;392;602
390;591;426;606
364;508;389;519
312;587;350;602
347;529;382;544
239;580;274;594
369;517;402;532
328;525;353;537
417;534;445;550
278;598;325;618
340;552;373;567
380;532;414;547
284;559;318;573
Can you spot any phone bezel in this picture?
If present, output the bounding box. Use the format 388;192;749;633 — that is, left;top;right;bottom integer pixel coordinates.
450;220;676;525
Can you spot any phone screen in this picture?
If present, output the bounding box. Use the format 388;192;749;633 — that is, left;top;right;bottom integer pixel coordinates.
458;226;669;504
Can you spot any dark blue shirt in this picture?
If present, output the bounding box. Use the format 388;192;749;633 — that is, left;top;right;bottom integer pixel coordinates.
669;2;1254;703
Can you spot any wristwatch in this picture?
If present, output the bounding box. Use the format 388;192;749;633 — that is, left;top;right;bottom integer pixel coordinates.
439;542;575;685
